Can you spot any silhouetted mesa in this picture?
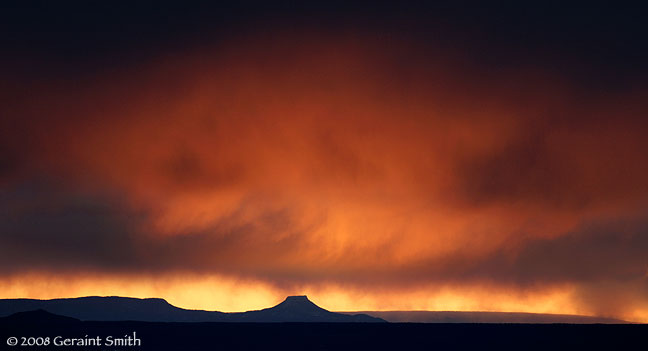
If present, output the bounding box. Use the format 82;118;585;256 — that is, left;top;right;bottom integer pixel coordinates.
234;295;384;322
0;297;228;322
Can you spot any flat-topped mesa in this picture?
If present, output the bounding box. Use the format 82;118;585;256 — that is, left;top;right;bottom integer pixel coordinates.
273;295;327;313
249;296;385;322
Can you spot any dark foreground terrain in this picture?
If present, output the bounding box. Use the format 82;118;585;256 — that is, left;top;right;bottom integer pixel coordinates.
0;311;645;351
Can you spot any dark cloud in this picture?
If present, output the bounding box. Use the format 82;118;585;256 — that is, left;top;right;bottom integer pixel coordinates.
450;97;648;211
456;127;571;207
0;181;144;272
435;216;648;286
0;181;313;275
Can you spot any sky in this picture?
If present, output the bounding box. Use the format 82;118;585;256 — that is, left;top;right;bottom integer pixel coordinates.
1;2;648;322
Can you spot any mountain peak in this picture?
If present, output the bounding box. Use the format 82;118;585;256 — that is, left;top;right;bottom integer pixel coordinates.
274;295;325;313
241;296;384;322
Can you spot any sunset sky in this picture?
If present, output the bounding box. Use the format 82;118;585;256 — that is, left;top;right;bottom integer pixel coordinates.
1;2;647;322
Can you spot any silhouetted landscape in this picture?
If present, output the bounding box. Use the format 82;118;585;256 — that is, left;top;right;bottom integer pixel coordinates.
1;308;645;351
0;296;382;323
0;295;626;323
1;296;644;350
